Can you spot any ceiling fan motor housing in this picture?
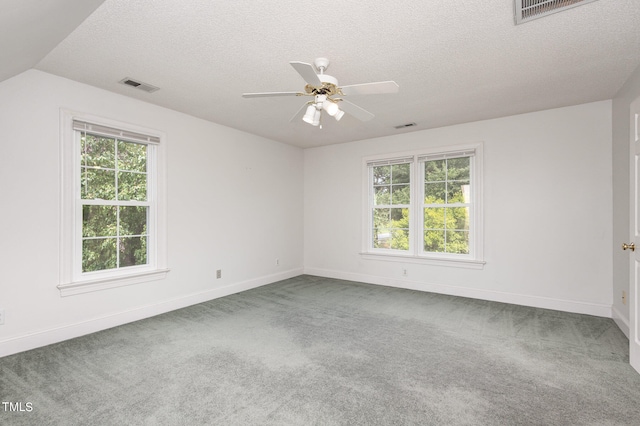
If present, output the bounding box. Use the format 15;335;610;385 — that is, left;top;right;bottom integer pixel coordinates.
313;57;330;72
319;74;338;86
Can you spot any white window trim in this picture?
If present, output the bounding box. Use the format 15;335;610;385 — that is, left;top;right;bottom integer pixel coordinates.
361;143;485;269
59;110;169;296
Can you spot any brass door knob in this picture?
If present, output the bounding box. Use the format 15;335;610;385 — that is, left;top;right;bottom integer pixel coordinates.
623;242;636;251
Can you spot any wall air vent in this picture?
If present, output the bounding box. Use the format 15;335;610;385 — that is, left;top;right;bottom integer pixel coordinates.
515;0;599;25
118;77;160;93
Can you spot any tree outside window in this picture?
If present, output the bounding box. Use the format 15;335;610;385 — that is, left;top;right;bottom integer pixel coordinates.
80;132;150;273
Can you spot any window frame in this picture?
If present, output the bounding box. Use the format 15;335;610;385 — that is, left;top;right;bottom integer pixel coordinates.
59;111;169;296
361;143;484;269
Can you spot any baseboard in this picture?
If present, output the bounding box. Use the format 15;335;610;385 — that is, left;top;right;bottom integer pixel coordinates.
304;267;612;318
0;268;303;358
612;306;630;338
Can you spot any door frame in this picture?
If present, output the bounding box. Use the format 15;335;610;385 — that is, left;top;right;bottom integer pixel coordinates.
629;96;640;374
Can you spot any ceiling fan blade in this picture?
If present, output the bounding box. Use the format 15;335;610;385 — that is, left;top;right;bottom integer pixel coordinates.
290;61;322;86
242;92;301;98
339;100;375;122
340;81;399;96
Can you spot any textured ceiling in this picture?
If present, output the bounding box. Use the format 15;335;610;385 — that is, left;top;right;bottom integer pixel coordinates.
10;1;640;148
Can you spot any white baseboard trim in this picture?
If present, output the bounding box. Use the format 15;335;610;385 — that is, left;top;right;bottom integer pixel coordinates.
0;268;303;358
304;267;612;318
612;306;630;338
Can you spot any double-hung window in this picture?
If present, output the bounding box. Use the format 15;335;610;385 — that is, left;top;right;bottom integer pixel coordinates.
364;144;483;268
59;113;168;295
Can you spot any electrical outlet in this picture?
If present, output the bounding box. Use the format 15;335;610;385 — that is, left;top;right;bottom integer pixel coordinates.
623;290;627;305
402;268;408;277
276;258;280;266
216;269;222;279
0;309;4;325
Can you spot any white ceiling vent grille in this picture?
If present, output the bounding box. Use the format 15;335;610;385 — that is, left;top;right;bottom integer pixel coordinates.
118;77;160;93
515;0;599;24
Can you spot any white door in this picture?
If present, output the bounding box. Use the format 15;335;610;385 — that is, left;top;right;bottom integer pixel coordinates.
629;96;640;374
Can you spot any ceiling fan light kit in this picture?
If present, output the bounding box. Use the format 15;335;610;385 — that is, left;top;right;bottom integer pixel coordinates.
242;58;399;128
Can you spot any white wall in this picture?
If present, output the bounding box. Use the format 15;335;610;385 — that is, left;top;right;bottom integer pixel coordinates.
612;63;640;336
304;101;613;316
0;70;304;356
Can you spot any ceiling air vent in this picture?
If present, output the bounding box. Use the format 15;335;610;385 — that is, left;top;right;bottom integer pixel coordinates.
118;77;159;93
515;0;599;25
394;123;417;130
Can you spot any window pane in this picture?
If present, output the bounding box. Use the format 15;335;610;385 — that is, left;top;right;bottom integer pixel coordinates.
118;171;147;201
424;207;445;229
425;182;446;203
373;230;391;248
391;163;410;184
373;228;409;250
390;207;407;222
119;206;148;236
373;208;391;248
118;140;147;172
424;230;445;252
448;181;470;203
373;166;390;185
82;168;116;200
83;206;117;237
447;231;469;254
373;208;409;250
425;159;445;182
81;134;115;169
390;228;409;250
389;208;410;250
119;236;147;267
447;207;470;231
373;208;391;228
391;184;410;204
374;186;390;205
447;157;470;181
82;238;117;272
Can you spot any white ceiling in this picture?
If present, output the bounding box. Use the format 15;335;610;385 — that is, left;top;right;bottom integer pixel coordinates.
4;0;640;148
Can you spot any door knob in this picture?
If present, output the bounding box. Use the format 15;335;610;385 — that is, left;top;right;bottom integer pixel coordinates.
623;242;636;251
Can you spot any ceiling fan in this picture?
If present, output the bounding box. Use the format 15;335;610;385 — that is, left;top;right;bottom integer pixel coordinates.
242;58;399;128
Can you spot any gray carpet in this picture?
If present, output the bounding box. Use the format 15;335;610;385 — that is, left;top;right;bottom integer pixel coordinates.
1;275;639;425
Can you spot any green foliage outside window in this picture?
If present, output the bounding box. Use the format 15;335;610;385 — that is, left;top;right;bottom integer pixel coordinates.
424;157;470;254
80;133;148;272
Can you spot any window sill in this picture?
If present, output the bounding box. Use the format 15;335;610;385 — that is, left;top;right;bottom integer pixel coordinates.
360;252;485;269
58;269;170;297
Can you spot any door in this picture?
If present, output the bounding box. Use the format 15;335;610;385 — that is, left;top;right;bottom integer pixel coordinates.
629;96;640;374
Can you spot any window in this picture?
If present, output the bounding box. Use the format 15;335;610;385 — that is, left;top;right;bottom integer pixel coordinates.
59;113;168;296
363;144;483;268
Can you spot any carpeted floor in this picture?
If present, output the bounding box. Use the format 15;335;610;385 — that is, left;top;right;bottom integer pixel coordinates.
1;275;639;425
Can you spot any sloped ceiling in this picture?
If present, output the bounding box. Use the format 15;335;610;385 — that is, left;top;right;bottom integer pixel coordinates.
4;1;640;148
0;0;105;82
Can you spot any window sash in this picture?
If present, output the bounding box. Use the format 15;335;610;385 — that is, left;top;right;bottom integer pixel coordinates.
368;160;415;253
420;154;475;258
